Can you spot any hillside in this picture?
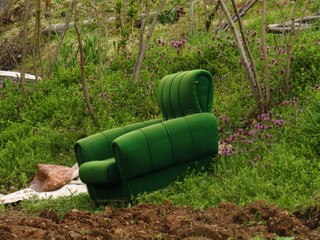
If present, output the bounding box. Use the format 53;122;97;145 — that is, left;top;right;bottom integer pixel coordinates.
0;1;320;239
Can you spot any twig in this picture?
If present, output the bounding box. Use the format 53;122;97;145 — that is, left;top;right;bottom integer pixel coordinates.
47;0;76;77
190;0;194;33
284;0;297;94
231;0;262;104
37;0;44;78
284;0;310;94
74;1;99;127
206;1;221;32
90;0;106;105
132;0;166;84
220;0;259;31
219;0;263;111
21;0;30;94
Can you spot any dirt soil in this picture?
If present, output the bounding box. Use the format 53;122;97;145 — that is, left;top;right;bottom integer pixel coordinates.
1;200;320;240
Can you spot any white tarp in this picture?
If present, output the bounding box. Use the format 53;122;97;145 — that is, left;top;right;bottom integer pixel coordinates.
0;179;88;204
0;164;88;204
0;70;41;82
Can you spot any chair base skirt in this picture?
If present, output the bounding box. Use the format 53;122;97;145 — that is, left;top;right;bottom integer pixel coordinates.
86;156;213;202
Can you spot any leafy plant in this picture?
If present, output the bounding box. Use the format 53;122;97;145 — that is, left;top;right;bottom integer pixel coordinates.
83;34;110;65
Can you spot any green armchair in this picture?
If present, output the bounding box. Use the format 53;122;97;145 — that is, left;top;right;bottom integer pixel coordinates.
74;69;218;201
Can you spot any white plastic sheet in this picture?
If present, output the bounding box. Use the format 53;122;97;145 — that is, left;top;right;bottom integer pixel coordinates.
0;179;88;204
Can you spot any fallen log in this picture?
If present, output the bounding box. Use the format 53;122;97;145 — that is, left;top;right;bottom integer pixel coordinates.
266;15;320;33
42;12;157;34
42;18;113;34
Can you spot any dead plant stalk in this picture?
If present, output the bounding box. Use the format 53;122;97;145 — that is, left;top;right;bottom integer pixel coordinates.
21;0;30;94
218;0;263;112
47;0;76;78
284;0;310;94
230;0;263;107
90;0;106;105
132;0;166;84
261;0;271;110
74;1;99;127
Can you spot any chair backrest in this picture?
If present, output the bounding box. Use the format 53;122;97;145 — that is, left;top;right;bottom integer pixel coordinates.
158;69;214;120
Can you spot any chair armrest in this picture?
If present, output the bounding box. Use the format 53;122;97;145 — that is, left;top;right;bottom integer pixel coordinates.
74;118;163;165
79;158;120;184
75;132;113;166
113;113;218;180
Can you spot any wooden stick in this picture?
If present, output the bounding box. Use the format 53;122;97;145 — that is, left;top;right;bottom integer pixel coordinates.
231;0;262;104
219;0;263;111
74;1;99;127
21;0;30;94
47;0;76;77
132;0;166;84
261;0;271;109
220;0;259;31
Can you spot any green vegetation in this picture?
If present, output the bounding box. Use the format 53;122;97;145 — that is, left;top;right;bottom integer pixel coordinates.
0;1;319;224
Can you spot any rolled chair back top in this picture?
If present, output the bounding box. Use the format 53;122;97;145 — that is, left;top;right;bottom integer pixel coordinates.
158;69;214;120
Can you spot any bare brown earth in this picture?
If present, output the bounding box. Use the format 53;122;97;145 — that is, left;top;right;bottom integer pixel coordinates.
1;200;320;240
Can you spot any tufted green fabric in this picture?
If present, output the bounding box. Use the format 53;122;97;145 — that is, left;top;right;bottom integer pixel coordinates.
113;113;218;180
75;118;163;165
74;69;218;201
158;70;213;120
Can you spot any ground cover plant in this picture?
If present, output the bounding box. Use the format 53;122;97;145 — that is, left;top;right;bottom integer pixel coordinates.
0;0;320;239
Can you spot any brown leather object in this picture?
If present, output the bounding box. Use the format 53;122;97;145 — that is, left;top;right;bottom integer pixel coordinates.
30;164;78;192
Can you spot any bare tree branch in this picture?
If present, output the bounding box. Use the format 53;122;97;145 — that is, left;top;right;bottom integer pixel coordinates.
189;0;194;33
47;0;76;78
219;0;263;111
284;1;298;94
220;0;258;31
90;0;106;105
132;0;166;84
21;0;30;94
74;1;99;127
231;0;262;103
261;0;271;109
206;1;221;32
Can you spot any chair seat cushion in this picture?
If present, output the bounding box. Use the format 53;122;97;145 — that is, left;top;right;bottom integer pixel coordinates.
113;113;218;180
79;158;120;184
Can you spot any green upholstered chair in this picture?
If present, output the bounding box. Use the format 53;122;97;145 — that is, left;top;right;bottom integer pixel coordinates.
74;69;218;201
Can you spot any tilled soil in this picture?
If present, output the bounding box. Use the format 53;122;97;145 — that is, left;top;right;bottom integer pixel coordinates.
1;200;320;240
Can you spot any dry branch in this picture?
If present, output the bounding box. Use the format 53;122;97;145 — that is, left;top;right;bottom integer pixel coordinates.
261;0;270;110
74;1;99;127
219;0;259;31
266;15;319;33
20;0;30;94
47;0;76;77
218;0;263;111
205;1;221;32
42;12;157;34
132;0;166;84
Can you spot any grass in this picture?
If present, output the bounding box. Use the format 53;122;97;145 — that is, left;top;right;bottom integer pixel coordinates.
0;0;319;224
18;194;103;218
136;91;320;211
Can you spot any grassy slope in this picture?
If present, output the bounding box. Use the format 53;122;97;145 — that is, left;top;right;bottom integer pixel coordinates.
0;0;319;215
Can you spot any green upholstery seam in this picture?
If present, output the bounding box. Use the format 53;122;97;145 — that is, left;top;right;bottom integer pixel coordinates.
139;129;154;172
178;71;188;116
184;117;196;160
168;74;177;119
161;122;174;166
101;132;113;158
121;126;129;133
159;75;169;119
194;74;203;113
206;75;213;112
